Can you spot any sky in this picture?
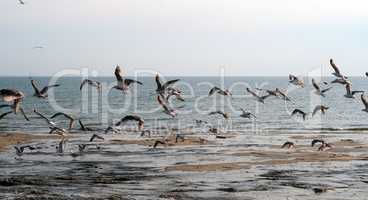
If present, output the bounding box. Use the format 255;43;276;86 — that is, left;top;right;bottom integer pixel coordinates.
1;0;367;76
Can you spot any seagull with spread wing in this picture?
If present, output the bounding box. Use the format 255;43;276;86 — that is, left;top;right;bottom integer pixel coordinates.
330;59;347;79
239;108;256;119
30;79;60;98
80;79;101;91
208;87;232;96
113;65;143;93
246;88;270;103
155;74;180;96
289;74;304;88
291;109;307;120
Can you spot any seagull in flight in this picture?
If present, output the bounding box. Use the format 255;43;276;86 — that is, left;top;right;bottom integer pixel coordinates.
113;65;142;93
155;74;180;96
18;0;25;5
157;95;177;118
246;88;270;103
312;105;329;117
208;111;229;119
312;79;332;97
239;108;256;119
281;141;295;149
80;79;101;91
208;87;232;96
30;79;60;98
0;89;24;114
291;109;307;120
289;75;304;88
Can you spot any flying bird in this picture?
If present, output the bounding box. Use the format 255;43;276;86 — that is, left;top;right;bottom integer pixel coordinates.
155;74;180;95
289;74;304;87
166;87;185;102
18;0;25;5
208;111;229;119
239;108;256;119
0;89;24;113
291;109;307;120
275;88;291;101
50;112;75;130
113;65;143;93
80;79;101;91
312;79;332;97
208;87;232;96
311;139;325;147
246;88;270;103
30;79;60;98
0;104;29;121
312;105;329;117
115;115;144;130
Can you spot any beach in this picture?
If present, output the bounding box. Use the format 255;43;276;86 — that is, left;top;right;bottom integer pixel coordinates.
1;130;368;199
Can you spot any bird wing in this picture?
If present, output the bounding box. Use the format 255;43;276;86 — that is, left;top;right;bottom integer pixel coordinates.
345;83;352;95
40;84;60;94
162;79;180;90
80;79;90;90
155;74;162;90
362;94;368;109
19;107;30;121
291;109;303;116
0;111;12;120
51;112;74;120
289;74;296;81
246;88;259;98
114;66;123;82
30;80;40;94
330;59;342;76
124;79;143;86
312;79;320;91
78;119;86;130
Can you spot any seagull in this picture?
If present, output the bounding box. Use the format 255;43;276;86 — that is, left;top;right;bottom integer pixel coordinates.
361;94;368;112
330;59;347;79
155;74;180;95
246;88;270;103
0;104;29;121
255;88;278;97
208;87;232;96
80;79;101;91
30;79;60;98
166;87;185;102
311;139;325;147
113;65;143;93
312;105;329;116
89;134;104;142
344;83;364;98
291;109;307;120
281;141;295;149
18;0;25;5
50;112;75;130
239;108;256;119
208;111;229;119
115;115;144;131
157;95;177;118
14;145;35;156
0;89;24;113
275;88;291;101
33;109;56;126
312;79;332;97
78;119;94;131
289;74;304;88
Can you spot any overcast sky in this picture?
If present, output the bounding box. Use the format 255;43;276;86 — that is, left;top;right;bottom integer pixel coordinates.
1;0;367;76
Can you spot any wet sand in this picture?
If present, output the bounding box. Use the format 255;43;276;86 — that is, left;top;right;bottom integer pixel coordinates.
2;131;368;199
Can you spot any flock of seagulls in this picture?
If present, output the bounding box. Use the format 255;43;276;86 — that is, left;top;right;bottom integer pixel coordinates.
3;59;368;156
